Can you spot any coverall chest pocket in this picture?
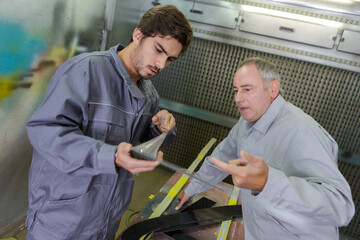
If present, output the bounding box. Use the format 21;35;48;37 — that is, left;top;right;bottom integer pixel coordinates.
87;103;128;145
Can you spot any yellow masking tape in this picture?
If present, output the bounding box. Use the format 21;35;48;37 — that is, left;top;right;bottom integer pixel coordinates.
177;176;189;186
217;186;240;240
228;198;237;206
168;176;189;198
168;187;179;198
148;194;155;202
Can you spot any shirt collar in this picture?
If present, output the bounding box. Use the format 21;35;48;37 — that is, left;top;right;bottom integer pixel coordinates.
110;44;146;99
252;95;285;134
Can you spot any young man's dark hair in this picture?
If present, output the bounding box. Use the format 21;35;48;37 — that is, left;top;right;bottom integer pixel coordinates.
132;5;193;56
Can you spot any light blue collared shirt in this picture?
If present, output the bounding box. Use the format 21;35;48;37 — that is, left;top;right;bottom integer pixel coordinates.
185;95;354;240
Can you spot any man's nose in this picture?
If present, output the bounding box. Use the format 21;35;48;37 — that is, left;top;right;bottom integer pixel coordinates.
156;56;168;70
235;92;244;102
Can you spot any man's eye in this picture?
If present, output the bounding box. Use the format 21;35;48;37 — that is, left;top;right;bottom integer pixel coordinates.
156;48;161;53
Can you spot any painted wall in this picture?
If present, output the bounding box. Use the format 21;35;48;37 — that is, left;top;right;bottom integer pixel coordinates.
0;0;107;234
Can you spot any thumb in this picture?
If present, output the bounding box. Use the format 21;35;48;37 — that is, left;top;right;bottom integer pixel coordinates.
118;142;132;154
152;114;159;122
125;143;133;153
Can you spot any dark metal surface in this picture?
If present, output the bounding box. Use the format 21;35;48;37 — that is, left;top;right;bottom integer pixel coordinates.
119;171;244;240
121;205;242;240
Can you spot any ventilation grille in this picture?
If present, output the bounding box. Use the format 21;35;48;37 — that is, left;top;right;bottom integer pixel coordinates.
160;112;228;167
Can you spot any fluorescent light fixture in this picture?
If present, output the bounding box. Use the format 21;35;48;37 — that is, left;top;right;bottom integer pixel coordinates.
326;0;353;3
241;5;343;28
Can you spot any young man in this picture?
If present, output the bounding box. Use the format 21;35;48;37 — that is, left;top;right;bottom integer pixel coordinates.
176;58;354;239
25;5;193;240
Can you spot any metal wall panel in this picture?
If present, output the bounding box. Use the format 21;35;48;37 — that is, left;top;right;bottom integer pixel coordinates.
187;2;240;29
337;30;360;55
239;12;339;48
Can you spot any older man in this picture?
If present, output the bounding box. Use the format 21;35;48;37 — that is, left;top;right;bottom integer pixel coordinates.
176;57;354;239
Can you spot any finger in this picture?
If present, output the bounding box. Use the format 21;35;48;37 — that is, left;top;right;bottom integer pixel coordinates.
116;151;159;172
175;193;191;210
122;151;160;167
156;151;164;162
125;143;133;153
152;115;160;125
131;158;160;167
160;112;173;131
153;111;170;131
162;112;169;125
210;157;236;175
131;164;159;174
240;150;249;160
228;159;248;166
167;114;176;129
118;142;133;156
130;161;160;174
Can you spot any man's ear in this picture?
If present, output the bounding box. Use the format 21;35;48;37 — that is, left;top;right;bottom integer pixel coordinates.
269;80;280;99
132;28;143;43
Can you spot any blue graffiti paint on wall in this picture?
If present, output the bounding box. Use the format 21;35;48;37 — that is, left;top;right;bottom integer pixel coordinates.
0;20;46;75
0;20;47;101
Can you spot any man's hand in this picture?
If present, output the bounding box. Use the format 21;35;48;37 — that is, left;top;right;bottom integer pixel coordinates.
210;150;269;192
175;192;191;211
152;109;175;132
115;142;161;174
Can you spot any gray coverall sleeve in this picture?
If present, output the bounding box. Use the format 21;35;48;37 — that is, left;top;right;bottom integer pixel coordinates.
26;66;118;176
